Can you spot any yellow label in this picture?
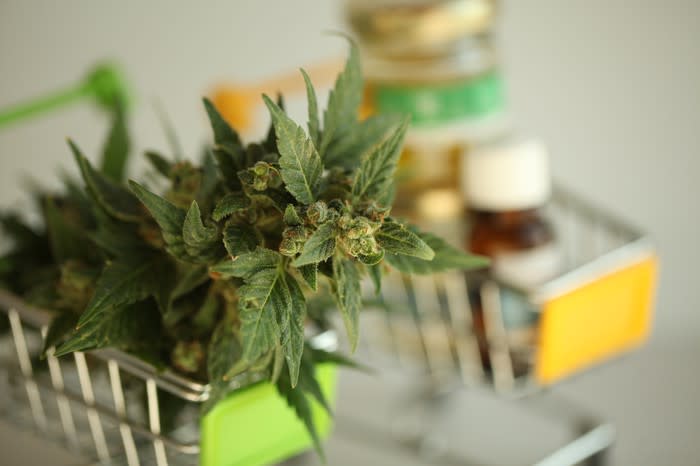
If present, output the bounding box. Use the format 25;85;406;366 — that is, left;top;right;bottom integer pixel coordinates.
535;256;658;384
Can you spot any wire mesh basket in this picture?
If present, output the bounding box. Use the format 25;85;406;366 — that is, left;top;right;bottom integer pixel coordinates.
0;290;337;466
354;185;657;395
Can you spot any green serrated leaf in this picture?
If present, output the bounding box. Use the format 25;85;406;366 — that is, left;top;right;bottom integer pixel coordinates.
70;140;144;222
233;267;284;373
43;312;79;356
88;199;149;258
298;353;332;417
351;118;409;206
368;263;382;295
275;366;324;461
203;321;243;412
170;264;209;303
203;98;243;154
203;98;244;189
300;69;320;148
248;189;290;213
56;301;164;366
263;95;323;205
212;193;249;222
100;106;130;182
320;41;362;159
271;344;285;384
375;220;434;260
212;147;243;190
333;257;361;351
76;256;171;329
163;265;210;327
222;223;259;257
192;287;221;335
0;213;45;251
310;347;372;373
197;150;219;209
128;180;190;258
283;273;306;387
385;228;489;274
298;263;318;291
210;247;280;280
263;94;285;154
183;201;220;260
44;197;91;263
284;204;302;226
144;151;173;177
324;114;399;169
292;222;337;267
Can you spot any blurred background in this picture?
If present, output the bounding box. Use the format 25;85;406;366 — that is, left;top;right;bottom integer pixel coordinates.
1;1;699;465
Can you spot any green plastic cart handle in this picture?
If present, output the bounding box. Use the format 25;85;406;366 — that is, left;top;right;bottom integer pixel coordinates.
0;63;130;128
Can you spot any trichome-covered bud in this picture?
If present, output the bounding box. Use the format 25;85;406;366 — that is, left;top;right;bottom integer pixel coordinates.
362;202;391;223
306;201;329;225
337;213;353;230
338;215;382;260
241;161;281;192
347;216;375;239
348;236;380;258
279;225;309;257
279;237;300;257
171;340;204;374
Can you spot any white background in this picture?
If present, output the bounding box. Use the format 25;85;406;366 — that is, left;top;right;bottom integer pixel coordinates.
1;1;699;464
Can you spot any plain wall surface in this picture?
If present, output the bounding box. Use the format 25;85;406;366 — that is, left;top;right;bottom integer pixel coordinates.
1;1;699;464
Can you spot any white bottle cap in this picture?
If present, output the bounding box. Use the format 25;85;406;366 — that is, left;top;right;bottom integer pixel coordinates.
463;139;551;211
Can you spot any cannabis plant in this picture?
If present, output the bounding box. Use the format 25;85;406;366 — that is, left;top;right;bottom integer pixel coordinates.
0;43;485;455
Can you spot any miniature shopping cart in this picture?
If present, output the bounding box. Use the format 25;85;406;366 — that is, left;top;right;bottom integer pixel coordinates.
0;66;657;466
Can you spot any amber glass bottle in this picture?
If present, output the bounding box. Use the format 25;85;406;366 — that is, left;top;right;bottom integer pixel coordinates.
464;140;559;376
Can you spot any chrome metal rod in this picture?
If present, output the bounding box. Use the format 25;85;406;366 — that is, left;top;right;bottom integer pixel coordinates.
480;282;515;392
147;377;169;466
8;309;48;432
108;359;141;466
5;365;200;455
75;351;111;464
44;327;80;452
534;424;615;466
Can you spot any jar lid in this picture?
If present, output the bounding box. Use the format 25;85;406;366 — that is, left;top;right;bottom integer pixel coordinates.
463;139;551;211
347;0;498;57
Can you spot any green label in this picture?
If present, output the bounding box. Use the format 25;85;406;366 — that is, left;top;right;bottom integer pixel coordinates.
374;72;505;127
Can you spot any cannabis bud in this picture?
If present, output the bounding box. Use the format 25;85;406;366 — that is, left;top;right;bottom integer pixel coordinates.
171;340;205;374
279;225;309;257
361;202;391;223
306;201;330;225
241;161;282;192
338;215;382;261
167;161;202;208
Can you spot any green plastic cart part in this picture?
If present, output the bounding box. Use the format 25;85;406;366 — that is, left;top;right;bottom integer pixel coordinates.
200;364;337;466
0;63;130;129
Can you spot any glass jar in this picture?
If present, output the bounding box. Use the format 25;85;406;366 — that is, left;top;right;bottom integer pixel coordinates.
346;0;510;246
